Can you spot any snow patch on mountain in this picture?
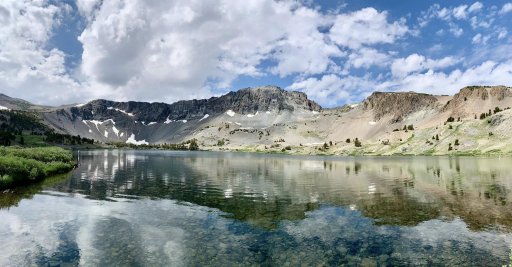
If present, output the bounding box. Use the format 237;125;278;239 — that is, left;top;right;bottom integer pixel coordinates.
199;114;209;121
112;125;120;136
226;110;235;117
126;134;148;145
107;107;134;116
164;117;173;124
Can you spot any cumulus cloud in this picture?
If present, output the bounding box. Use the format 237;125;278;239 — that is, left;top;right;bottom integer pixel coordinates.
392;60;512;95
391;54;459;78
330;8;408;49
0;1;511;108
346;48;390;69
499;3;512;14
0;0;82;104
287;74;378;106
76;0;351;102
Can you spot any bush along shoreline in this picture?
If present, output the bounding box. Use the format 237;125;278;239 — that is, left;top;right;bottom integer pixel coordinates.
0;146;75;189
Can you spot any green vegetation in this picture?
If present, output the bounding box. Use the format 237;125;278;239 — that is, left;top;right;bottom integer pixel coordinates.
189;139;199;151
217;139;225;146
354;138;362;147
0;146;75;189
0;110;95;147
108;139;201;151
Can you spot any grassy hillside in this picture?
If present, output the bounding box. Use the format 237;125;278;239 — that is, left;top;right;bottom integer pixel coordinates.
0;147;75;189
205;109;512;156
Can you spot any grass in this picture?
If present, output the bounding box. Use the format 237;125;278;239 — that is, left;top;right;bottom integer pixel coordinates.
17;134;48;147
0;146;75;189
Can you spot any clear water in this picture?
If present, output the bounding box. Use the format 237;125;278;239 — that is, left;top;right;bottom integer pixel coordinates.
1;150;512;266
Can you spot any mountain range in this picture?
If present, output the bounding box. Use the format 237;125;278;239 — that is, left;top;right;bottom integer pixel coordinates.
2;85;512;155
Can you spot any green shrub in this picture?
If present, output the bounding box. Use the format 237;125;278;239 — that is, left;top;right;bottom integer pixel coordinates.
354;138;362;147
0;146;73;164
188;139;199;151
0;147;74;189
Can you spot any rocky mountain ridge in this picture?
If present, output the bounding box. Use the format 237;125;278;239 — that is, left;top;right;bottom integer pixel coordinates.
2;85;512;155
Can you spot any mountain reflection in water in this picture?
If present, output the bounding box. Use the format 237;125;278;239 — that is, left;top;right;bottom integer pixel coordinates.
1;150;511;266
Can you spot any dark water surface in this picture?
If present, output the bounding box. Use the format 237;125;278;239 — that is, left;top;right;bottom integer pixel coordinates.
1;150;512;266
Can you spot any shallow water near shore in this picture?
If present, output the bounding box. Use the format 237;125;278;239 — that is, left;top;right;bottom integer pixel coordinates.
1;150;512;266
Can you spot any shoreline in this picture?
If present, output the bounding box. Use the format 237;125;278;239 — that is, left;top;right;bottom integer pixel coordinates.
73;145;512;158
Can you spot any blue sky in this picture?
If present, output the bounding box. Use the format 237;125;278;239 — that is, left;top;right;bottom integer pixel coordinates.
0;0;511;107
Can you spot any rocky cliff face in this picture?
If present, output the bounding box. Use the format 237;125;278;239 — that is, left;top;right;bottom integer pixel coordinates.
362;91;440;123
66;86;321;124
39;86;322;144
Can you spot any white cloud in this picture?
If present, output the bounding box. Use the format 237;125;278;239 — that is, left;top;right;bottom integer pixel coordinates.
0;1;510;108
346;48;390;69
0;0;82;105
392;60;512;95
329;8;408;49
499;3;512;14
287;74;377;106
452;2;482;19
77;0;348;102
269;6;343;77
472;33;483;44
497;28;508;40
391;54;459;77
469;16;493;29
419;2;487;32
468;2;483;13
472;33;491;45
452;5;468;20
448;22;464;37
75;0;101;19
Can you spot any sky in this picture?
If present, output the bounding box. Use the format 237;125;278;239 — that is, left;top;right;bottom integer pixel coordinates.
0;0;511;107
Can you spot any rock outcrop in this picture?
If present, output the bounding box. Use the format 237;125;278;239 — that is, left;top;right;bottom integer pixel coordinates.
362;91;440;123
441;86;512;118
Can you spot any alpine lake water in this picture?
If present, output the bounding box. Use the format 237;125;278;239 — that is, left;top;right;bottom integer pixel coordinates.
1;150;512;266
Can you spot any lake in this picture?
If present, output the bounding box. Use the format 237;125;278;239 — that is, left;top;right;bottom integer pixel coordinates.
1;150;512;266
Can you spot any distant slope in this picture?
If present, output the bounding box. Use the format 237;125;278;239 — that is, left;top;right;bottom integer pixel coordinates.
0;94;54;111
